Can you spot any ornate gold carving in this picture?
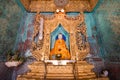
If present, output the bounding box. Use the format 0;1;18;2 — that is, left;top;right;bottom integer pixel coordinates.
31;13;44;61
65;13;84;21
65;0;91;12
41;15;55;20
20;0;99;12
44;33;50;60
32;50;43;61
76;22;87;50
89;0;99;11
28;0;95;12
20;0;31;10
75;20;90;60
54;0;69;7
32;14;40;40
31;12;89;61
47;65;73;73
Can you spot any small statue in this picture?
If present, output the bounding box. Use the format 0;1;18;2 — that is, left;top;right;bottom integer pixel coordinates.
50;33;71;60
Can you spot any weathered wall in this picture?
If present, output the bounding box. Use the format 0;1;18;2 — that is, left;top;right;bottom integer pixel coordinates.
14;13;35;53
94;0;120;61
0;0;23;54
1;0;120;61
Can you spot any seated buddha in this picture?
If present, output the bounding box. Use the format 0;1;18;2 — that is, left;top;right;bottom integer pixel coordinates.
50;33;71;60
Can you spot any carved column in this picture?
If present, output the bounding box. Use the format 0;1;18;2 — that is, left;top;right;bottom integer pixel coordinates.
70;33;76;60
44;33;50;60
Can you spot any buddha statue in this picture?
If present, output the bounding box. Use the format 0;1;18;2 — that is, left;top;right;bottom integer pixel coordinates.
50;33;71;60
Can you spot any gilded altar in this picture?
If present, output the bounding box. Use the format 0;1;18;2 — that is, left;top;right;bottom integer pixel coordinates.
31;12;90;61
16;0;109;80
17;0;99;61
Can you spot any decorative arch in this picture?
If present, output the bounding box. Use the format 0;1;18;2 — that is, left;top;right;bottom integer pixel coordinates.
50;24;70;50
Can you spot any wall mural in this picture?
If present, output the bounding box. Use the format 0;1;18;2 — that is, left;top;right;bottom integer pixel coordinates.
0;0;23;56
84;13;100;57
14;13;35;56
94;0;120;61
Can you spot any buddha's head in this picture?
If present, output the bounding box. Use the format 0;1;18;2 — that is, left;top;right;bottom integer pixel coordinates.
58;33;63;39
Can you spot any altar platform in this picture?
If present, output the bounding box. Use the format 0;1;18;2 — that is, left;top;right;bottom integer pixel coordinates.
17;60;108;80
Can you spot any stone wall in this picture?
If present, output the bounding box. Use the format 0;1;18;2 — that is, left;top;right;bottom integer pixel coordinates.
0;0;23;54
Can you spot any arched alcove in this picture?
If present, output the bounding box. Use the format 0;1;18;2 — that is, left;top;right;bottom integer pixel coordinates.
50;24;70;50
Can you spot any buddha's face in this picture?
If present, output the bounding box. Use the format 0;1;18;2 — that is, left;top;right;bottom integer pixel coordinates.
58;34;62;39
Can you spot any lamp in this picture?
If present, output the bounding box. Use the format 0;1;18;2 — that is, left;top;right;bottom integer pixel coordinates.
56;9;59;12
56;9;65;13
61;9;64;12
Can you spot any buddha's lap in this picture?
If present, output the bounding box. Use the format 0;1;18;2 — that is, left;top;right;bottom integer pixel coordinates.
50;39;70;59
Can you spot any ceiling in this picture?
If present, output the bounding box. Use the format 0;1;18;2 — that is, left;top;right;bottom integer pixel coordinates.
20;0;99;12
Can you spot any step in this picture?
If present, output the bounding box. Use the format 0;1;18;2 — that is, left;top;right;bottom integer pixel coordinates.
78;73;95;76
17;61;98;80
46;73;74;77
77;75;96;79
17;78;28;80
47;67;73;73
46;79;74;80
29;68;45;71
26;72;44;76
47;63;73;66
28;65;45;68
76;61;89;64
46;77;74;79
32;61;44;64
76;78;97;80
17;78;41;80
76;65;94;68
17;78;44;80
19;75;44;79
77;70;93;73
30;70;45;73
46;76;74;79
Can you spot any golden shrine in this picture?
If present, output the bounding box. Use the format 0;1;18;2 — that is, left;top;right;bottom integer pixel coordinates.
17;0;109;80
31;11;89;61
